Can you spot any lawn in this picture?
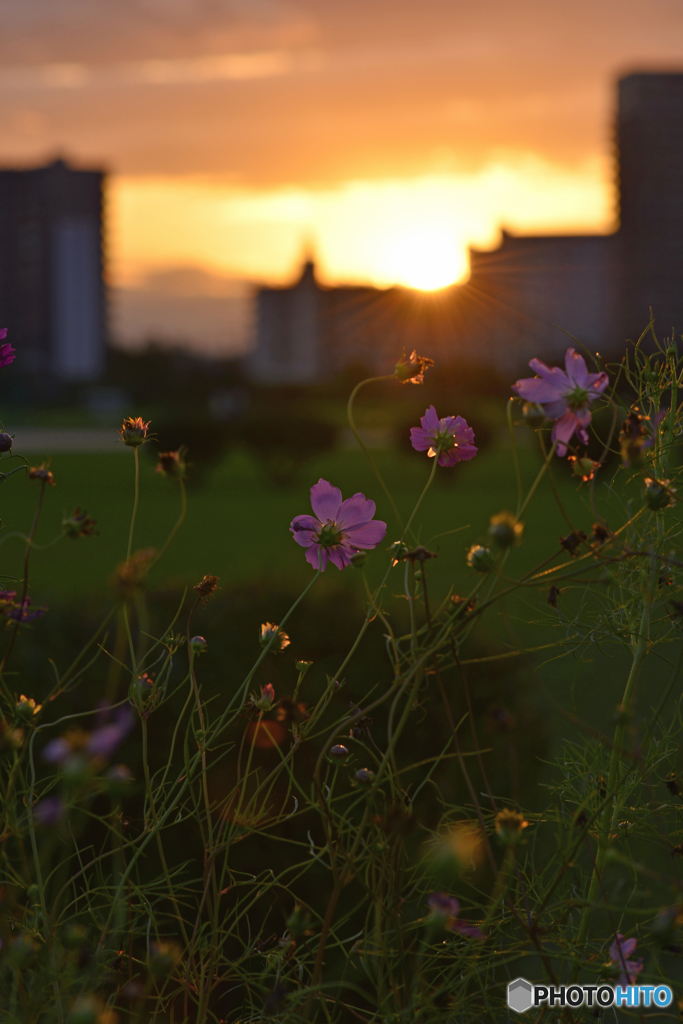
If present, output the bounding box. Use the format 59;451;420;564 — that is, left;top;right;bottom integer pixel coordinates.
2;430;663;767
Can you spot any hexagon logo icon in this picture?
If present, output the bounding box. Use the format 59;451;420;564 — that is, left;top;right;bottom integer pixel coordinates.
507;978;534;1013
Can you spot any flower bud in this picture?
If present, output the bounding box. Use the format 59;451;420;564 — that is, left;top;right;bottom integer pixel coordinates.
67;996;101;1024
521;402;546;428
355;768;375;783
28;463;55;486
329;744;349;762
119;416;151;447
394;349;434;384
62;923;89;950
190;635;207;655
260;622;290;653
568;456;599;482
286;905;312;938
488;511;522;548
466;544;493;572
33;795;64;826
259;683;275;710
8;934;37;967
650;905;683;945
105;764;132;796
349;550;367;568
62;508;96;540
494;808;528;844
295;659;313;675
15;694;41;721
644;477;675;510
148;941;182;978
155;446;188;479
0;432;12;452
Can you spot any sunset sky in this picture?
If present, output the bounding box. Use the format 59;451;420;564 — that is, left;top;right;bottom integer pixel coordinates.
2;0;683;300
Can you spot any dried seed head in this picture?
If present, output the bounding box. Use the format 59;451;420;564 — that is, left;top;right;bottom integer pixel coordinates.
394;349;434;384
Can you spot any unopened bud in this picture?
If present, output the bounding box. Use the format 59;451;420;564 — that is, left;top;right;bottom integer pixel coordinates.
568;456;599;482
259;622;290;653
259;683;275;710
488;511;522;548
148;941;182;978
329;744;349;762
62;923;89;950
494;808;528;844
349;550;367;568
119;416;151;447
0;432;12;453
355;768;375;783
190;635;208;655
296;659;312;675
644;477;675;511
466;544;493;572
521;402;546;428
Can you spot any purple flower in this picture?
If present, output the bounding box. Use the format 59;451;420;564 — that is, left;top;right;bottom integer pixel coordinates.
6;598;46;623
85;705;134;760
410;407;478;467
42;737;72;764
512;348;609;457
609;933;644;986
290;479;387;571
0;330;15;368
427;892;484;939
33;795;64;826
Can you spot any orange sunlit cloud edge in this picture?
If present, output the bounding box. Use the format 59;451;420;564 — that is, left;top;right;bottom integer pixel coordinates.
109;152;614;294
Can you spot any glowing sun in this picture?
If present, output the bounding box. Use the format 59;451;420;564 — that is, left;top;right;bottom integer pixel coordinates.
376;225;464;291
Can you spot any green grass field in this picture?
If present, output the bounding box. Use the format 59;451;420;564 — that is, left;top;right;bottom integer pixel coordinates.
2;431;666;770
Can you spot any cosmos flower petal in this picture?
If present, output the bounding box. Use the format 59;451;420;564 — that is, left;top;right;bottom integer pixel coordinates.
291;527;316;548
305;543;328;570
528;357;570;390
310;479;343;522
338;493;376;529
410;427;434;451
290;514;320;533
420;405;441;432
512;376;565;404
345;520;388;548
564;348;589;388
551;409;580;456
328;545;353;570
585;370;609;395
451;416;475;444
540;398;568;419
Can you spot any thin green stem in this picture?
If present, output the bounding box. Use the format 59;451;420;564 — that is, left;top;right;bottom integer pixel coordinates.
126;446;140;562
402;457;438;541
573;583;652;962
150;477;187;570
515;440;557;523
347;374;404;530
507;398;523;514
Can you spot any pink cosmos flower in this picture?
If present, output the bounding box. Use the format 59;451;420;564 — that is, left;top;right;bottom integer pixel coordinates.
512;348;609;457
427;892;484;939
0;329;15;368
410;406;478;467
609;933;644;987
290;479;387;571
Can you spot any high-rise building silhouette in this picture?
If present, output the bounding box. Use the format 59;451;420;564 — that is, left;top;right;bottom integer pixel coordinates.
0;158;106;382
251;71;683;382
617;73;683;342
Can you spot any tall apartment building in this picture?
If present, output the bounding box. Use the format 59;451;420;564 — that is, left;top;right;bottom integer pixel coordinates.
250;72;683;381
0;158;106;382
